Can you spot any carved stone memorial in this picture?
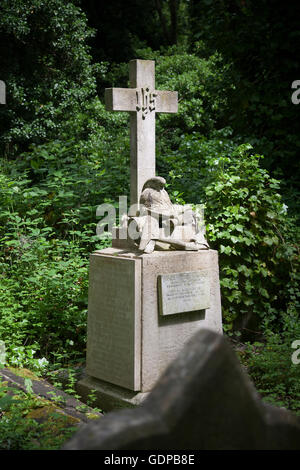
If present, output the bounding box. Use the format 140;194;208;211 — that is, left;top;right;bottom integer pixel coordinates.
78;60;222;410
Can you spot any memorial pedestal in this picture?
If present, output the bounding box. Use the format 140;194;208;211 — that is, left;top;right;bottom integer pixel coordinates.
79;247;222;410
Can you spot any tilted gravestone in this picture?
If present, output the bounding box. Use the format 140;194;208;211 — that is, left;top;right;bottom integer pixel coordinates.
79;59;222;410
65;329;300;450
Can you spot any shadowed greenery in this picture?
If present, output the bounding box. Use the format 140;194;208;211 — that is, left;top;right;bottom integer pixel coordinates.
0;1;299;435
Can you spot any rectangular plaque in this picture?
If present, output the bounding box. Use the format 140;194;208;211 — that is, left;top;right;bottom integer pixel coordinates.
86;254;141;391
158;270;210;316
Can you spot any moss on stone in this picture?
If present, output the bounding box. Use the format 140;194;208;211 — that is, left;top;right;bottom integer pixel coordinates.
28;404;79;425
8;367;41;381
86;412;101;420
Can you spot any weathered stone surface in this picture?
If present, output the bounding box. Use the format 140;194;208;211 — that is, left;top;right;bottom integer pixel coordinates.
105;59;178;208
64;329;300;450
76;375;150;412
0;367;101;424
158;270;210;316
82;247;222;404
140;249;222;391
84;58;222;414
86;253;141;391
127;176;209;253
111;223;202;251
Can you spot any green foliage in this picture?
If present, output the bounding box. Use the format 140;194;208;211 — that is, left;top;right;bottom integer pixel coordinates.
0;232;89;368
188;0;300;209
111;46;234;158
0;378;77;449
0;0;99;153
165;130;299;331
0;58;130;371
205;145;299;330
0;167;107;369
240;315;300;414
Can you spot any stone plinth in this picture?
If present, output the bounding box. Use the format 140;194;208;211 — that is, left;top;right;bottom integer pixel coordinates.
79;247;222;410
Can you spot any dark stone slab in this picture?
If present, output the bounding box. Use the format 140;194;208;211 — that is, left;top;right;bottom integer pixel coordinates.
0;368;101;423
63;329;300;450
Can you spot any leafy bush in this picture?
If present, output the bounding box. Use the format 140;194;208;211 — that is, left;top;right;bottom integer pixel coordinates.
0;377;77;449
0;230;90;367
0;84;130;370
111;46;235;159
0;168;110;369
0;0;99;153
164;130;299;332
188;1;300;209
240;315;300;414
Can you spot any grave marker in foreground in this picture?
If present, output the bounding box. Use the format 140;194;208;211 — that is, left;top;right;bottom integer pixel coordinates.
66;330;300;450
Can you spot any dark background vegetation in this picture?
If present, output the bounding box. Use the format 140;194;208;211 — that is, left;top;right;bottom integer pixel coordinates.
0;0;299;424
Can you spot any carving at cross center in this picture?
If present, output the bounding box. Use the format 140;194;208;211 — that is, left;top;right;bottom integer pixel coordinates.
105;60;178;210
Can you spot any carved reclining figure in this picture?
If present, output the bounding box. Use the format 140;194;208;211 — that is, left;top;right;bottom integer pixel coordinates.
129;176;209;254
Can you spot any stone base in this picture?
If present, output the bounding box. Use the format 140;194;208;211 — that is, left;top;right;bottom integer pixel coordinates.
85;247;222;397
77;376;150;412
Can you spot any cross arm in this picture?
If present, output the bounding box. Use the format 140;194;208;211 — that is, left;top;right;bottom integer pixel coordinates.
105;88;137;112
155;90;178;113
105;87;178;114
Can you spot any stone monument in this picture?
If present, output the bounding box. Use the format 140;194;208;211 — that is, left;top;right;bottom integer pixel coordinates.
78;60;222;411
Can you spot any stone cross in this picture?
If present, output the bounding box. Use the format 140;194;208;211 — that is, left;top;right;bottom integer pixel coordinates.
105;60;178;209
0;80;6;105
